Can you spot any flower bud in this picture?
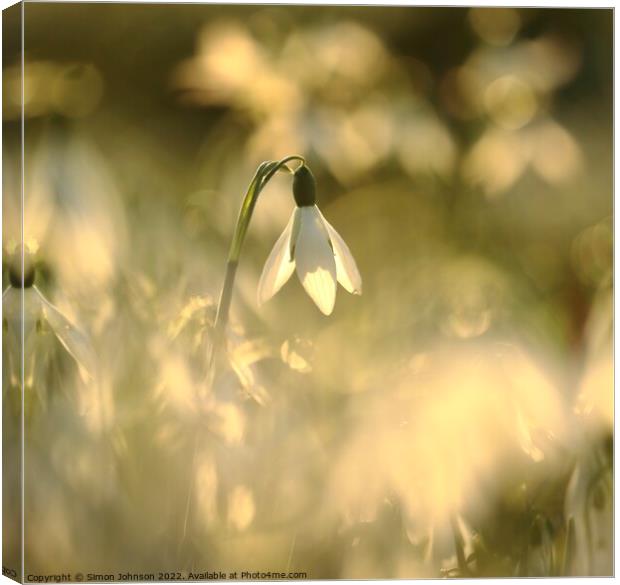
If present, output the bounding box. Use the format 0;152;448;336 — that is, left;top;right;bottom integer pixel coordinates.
293;165;316;207
8;247;35;288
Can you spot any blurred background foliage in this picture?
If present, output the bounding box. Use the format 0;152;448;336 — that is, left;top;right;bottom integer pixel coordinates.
2;4;612;578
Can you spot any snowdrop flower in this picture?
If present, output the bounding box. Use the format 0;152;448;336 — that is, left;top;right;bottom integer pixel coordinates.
258;165;362;315
3;248;96;387
210;157;362;372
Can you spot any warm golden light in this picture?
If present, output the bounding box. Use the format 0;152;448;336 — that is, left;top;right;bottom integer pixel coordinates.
3;4;611;580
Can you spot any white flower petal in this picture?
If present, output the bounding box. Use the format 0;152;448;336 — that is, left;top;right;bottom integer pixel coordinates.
257;209;298;306
35;286;96;380
318;210;362;295
295;206;337;315
2;286;22;354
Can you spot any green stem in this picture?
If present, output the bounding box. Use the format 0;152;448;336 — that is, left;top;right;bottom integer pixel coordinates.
562;517;576;576
450;513;470;576
208;155;305;372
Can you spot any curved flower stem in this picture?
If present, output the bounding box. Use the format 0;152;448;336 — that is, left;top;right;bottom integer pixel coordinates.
207;155;305;374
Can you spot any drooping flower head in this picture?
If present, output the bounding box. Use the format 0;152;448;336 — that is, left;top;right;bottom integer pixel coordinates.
3;246;96;394
258;164;361;315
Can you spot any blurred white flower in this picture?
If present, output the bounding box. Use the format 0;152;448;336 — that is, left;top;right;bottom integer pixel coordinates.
3;257;96;387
